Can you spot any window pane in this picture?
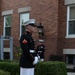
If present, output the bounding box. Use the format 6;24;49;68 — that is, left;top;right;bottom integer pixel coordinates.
5;27;11;36
20;13;29;35
21;13;29;25
73;56;75;64
69;21;75;34
66;55;75;64
4;15;12;37
68;55;73;64
70;7;75;19
21;26;26;35
5;15;12;27
4;52;10;59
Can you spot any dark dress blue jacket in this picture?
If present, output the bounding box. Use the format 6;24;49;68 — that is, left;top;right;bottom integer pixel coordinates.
19;32;36;68
36;44;45;59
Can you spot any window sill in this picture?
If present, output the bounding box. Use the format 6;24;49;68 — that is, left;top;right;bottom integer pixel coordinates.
66;64;75;69
65;35;75;38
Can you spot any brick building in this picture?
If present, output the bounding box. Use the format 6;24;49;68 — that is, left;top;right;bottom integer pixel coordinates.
0;0;75;66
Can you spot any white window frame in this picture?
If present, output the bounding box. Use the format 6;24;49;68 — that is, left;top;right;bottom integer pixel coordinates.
20;12;30;37
66;5;75;38
4;16;6;36
3;15;12;37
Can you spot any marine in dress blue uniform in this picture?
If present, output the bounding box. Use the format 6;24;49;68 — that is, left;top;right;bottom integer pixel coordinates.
36;40;45;61
20;19;38;75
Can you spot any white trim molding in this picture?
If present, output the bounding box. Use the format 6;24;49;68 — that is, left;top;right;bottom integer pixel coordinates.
3;48;10;52
65;0;75;5
63;49;75;54
2;10;13;16
65;5;75;38
66;6;69;38
65;35;75;38
18;7;31;13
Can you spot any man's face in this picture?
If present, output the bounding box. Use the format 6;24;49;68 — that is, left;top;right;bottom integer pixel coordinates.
26;25;37;33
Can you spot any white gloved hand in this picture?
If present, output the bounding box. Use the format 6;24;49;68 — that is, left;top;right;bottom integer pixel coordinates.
38;55;40;60
33;57;39;65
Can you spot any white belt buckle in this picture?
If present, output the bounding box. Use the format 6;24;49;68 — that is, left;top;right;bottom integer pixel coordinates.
38;51;42;53
30;50;35;53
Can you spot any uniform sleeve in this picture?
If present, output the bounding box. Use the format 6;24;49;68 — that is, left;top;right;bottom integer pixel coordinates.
43;45;45;51
42;45;45;53
20;35;34;62
36;45;39;54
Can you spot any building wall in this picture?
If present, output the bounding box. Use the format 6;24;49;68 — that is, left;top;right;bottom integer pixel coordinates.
0;0;68;61
57;0;67;54
58;0;75;54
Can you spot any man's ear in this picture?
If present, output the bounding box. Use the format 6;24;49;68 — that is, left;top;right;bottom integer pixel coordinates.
26;25;30;29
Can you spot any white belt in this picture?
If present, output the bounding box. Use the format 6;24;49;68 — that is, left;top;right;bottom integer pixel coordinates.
30;50;35;53
38;51;42;53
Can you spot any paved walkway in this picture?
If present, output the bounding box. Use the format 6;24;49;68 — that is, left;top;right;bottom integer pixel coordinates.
67;72;75;75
